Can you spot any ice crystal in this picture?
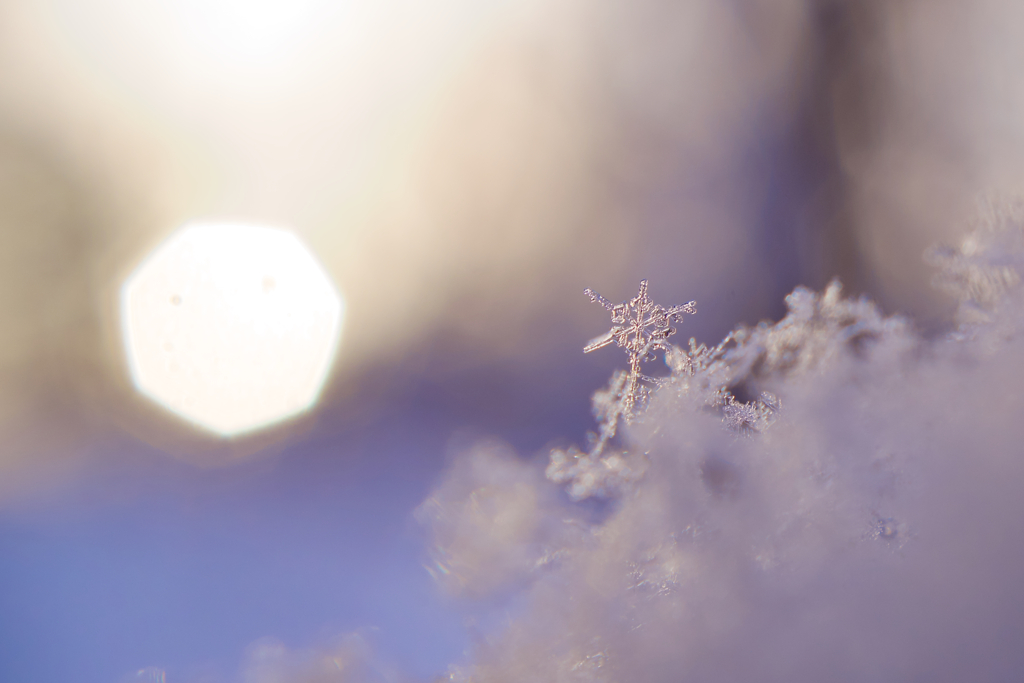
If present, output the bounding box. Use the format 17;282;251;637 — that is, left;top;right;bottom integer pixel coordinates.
714;280;912;382
567;644;610;682
583;279;696;420
546;439;646;502
547;281;695;500
548;277;918;500
659;278;916;437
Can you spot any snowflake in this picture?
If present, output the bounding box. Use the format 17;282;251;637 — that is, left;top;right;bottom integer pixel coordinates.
547;281;696;500
583;279;696;420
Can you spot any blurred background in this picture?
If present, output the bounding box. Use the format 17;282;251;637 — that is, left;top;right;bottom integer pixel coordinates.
1;0;1024;680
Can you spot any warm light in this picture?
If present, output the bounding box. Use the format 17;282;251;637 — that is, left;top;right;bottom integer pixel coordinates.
121;222;344;436
170;0;319;66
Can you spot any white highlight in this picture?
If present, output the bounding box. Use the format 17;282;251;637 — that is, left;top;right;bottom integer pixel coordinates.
121;222;343;437
171;0;320;66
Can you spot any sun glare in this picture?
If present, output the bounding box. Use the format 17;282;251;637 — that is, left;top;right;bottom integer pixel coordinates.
121;222;344;437
170;0;320;66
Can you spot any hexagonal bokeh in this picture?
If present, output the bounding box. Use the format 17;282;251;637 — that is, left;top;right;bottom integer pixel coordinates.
121;222;344;436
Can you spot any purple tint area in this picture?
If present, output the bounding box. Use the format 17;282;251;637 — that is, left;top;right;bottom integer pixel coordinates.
0;422;460;682
0;344;610;683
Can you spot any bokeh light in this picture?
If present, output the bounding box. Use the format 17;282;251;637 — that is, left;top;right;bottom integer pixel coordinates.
120;222;343;436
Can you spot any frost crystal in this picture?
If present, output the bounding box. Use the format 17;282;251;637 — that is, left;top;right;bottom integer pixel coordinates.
583;279;696;420
548;277;918;501
547;281;695;500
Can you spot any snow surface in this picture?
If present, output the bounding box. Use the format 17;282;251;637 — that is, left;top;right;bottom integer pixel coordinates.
415;197;1024;683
